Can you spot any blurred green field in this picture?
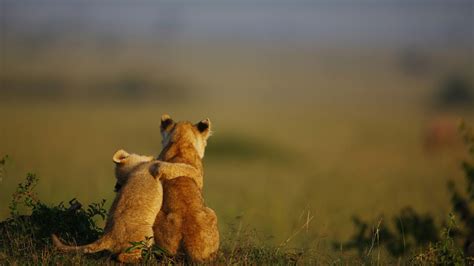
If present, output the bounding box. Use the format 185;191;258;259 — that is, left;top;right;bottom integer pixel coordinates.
1;35;474;259
1;100;472;254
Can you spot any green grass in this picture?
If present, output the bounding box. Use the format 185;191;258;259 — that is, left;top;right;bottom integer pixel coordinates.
0;171;355;264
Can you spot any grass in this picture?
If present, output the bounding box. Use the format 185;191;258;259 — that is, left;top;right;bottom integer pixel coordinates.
2;184;467;265
0;171;353;264
0;180;356;265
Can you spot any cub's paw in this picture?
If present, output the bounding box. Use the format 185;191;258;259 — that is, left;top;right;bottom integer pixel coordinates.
149;161;164;180
116;250;142;263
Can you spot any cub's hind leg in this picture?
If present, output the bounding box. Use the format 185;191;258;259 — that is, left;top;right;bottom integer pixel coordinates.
116;249;142;263
153;211;183;255
182;207;219;262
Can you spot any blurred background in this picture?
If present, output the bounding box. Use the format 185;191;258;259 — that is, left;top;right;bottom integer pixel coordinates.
0;0;473;251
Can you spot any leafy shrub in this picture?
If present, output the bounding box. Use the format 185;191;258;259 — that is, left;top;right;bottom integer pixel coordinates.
413;214;465;265
449;122;474;257
0;164;107;259
335;208;439;257
336;122;474;263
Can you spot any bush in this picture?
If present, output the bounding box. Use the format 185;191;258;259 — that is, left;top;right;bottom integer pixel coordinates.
0;163;107;261
335;208;439;258
413;214;465;265
336;121;474;263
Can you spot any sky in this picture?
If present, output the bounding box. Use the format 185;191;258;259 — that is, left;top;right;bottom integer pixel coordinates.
2;0;473;49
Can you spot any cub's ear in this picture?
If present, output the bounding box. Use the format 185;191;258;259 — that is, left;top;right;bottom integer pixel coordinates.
113;149;130;164
161;114;174;131
196;118;212;139
196;118;211;133
149;161;162;179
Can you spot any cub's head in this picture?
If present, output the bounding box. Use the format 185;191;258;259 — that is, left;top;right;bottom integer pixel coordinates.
112;149;154;191
160;114;212;158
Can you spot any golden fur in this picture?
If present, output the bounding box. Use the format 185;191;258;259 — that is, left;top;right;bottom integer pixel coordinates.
153;114;219;262
52;149;203;263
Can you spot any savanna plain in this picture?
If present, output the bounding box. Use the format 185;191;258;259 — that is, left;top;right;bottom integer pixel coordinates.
0;45;473;264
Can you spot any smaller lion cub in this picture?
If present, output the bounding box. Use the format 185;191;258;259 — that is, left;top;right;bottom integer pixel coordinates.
52;149;202;263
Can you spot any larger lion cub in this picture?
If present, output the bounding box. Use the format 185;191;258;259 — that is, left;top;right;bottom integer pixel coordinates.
154;115;219;262
52;149;202;263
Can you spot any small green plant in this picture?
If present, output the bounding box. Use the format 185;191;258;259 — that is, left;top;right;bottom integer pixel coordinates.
125;236;172;263
8;172;40;217
413;214;465;265
0;165;107;260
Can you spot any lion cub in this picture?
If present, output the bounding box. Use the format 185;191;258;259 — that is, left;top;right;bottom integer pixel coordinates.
52;149;202;262
153;115;219;262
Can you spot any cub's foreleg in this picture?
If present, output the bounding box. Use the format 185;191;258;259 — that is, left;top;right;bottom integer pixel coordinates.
150;161;203;189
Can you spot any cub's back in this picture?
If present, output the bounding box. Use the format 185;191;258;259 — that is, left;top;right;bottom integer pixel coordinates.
113;163;163;224
161;177;204;214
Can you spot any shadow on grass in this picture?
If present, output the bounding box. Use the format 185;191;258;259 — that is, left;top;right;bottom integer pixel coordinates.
207;134;292;162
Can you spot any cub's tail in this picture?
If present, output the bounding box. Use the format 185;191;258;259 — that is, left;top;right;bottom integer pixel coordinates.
51;234;111;254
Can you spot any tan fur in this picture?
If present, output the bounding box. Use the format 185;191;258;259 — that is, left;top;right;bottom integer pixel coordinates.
153;115;219;262
113;149;203;196
52;150;203;263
